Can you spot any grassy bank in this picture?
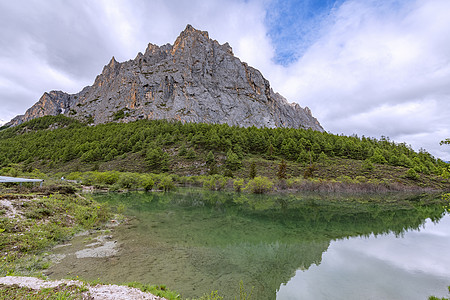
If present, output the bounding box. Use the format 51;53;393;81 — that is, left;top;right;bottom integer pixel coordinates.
0;185;111;277
0;283;89;300
50;169;449;195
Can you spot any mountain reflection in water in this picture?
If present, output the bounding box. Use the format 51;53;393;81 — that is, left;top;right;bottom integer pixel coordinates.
47;190;449;299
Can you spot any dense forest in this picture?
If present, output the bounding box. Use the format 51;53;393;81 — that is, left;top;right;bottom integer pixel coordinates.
0;115;449;190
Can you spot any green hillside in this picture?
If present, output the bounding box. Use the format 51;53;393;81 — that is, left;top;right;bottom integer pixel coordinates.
0;115;449;191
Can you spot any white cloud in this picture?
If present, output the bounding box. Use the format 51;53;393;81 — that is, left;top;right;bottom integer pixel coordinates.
268;0;450;160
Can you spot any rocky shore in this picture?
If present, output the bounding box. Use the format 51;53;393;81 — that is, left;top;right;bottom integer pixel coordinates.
0;276;166;299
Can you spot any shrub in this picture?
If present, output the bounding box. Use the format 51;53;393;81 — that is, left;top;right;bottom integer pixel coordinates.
354;175;368;183
362;159;374;170
185;148;196;160
405;168;420;180
140;175;155;191
157;175;175;191
195;290;224;300
223;169;233;178
117;172;140;189
286;177;303;189
113;109;125;120
178;144;187;156
244;176;273;194
97;171;120;185
233;178;245;192
303;164;316;178
203;175;227;191
337;175;354;184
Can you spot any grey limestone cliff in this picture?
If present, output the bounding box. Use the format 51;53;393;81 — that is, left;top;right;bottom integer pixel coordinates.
7;25;324;131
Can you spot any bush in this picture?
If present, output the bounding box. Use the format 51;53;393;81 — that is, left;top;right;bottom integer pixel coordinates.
286;177;303;189
233;178;245;192
223;169;233;178
185;148;196;160
178;144;187;156
97;171;120;185
362;159;374;171
117;172;140;189
203;175;227;191
303;164;316;178
244;176;273;194
337;175;354;184
140;174;155;191
406;168;420;180
157;175;175;191
354;175;368;183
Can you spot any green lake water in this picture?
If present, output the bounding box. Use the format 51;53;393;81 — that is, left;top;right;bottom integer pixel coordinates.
47;190;450;299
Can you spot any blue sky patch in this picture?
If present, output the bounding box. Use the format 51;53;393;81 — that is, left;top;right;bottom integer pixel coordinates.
265;0;344;65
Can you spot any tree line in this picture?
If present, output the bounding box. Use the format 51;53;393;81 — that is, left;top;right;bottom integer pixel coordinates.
0;115;448;177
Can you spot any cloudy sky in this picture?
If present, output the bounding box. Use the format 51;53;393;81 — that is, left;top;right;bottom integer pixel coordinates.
1;0;449;160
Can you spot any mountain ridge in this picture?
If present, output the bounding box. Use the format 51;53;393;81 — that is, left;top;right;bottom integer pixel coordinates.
6;25;324;131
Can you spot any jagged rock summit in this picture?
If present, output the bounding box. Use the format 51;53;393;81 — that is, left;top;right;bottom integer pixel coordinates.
7;25;324;131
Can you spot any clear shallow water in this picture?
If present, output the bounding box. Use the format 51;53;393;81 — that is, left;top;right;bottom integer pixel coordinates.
47;190;450;299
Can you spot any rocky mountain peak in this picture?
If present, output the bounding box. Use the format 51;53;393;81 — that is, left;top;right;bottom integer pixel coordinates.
179;24;210;41
6;25;324;132
171;24;214;57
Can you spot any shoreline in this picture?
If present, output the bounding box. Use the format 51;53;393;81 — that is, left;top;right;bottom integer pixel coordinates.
0;276;166;299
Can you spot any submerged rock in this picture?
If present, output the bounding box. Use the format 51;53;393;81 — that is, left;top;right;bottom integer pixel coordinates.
75;235;119;258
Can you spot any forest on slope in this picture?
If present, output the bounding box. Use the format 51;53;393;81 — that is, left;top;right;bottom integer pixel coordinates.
0;115;449;191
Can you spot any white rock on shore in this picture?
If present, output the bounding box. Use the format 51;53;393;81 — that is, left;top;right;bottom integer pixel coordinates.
0;276;167;300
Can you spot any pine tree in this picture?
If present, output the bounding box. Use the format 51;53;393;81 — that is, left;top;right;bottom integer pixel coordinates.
225;149;241;171
206;151;217;175
277;159;287;179
249;161;256;179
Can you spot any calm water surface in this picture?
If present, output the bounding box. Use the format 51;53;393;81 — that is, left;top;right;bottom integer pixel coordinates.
47;190;450;299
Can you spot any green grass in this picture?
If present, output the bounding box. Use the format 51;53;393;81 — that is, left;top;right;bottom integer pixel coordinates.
0;284;89;300
0;188;111;277
126;281;181;299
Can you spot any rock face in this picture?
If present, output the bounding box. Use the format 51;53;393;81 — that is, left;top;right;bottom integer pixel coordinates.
7;25;324;131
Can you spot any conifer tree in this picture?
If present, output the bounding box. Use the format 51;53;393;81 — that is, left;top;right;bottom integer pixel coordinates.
249;161;256;179
277;159;287;179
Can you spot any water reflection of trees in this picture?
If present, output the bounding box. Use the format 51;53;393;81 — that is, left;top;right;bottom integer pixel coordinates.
94;190;446;299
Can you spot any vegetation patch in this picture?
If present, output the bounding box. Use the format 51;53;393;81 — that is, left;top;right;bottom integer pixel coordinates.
126;281;180;300
0;283;89;300
0;116;447;191
0;187;111;277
